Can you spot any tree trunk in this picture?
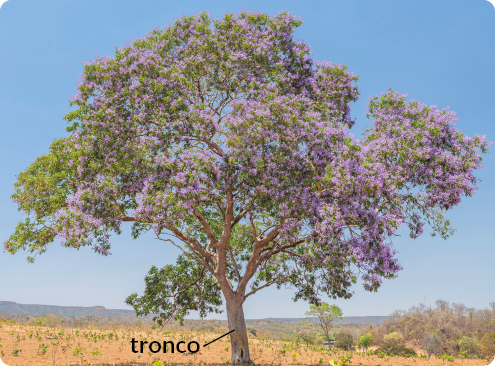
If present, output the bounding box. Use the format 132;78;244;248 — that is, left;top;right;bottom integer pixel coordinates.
226;296;251;364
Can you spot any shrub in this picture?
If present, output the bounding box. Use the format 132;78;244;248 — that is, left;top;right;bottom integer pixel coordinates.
248;327;257;336
374;343;417;358
458;336;482;359
335;332;354;350
37;343;49;356
481;333;495;358
383;331;404;344
440;353;455;363
315;336;325;346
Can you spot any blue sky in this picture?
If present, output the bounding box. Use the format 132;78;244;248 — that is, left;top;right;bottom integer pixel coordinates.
0;0;494;320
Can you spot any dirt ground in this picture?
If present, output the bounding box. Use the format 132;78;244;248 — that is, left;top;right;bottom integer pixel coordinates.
0;325;491;366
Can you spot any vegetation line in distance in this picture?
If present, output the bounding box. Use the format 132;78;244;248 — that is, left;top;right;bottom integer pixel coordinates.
203;329;235;347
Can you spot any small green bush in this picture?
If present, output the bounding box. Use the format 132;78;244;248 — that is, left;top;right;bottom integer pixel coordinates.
248;327;257;336
37;343;49;356
374;343;417;358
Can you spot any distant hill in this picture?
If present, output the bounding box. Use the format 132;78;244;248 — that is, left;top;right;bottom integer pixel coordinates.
0;301;386;324
265;316;388;325
0;301;136;318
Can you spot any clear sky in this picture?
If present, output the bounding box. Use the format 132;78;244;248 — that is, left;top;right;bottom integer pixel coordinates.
0;0;494;321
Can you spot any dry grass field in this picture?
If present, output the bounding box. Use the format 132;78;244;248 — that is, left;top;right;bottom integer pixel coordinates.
0;323;492;366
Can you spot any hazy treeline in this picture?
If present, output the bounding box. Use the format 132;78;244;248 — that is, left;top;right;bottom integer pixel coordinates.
365;300;495;358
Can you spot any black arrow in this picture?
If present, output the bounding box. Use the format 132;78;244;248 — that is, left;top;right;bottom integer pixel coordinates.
203;329;235;347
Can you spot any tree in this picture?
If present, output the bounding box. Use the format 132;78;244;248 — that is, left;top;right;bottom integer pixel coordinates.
43;314;59;328
357;333;373;353
5;11;490;364
423;332;440;358
435;299;450;311
453;302;468;317
305;302;342;345
296;329;316;347
335;332;355;350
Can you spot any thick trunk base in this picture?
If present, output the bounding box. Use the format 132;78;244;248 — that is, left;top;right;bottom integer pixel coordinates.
227;299;251;364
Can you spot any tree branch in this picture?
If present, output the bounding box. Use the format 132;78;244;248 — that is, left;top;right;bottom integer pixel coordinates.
232;191;259;227
244;278;285;299
228;245;242;283
191;205;218;248
257;234;317;264
249;212;260;245
154;236;215;276
166;226;217;270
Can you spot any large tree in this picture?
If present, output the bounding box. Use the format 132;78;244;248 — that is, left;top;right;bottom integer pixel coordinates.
5;11;489;364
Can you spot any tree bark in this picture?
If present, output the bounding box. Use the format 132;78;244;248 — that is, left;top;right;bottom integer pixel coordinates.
226;296;251;364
